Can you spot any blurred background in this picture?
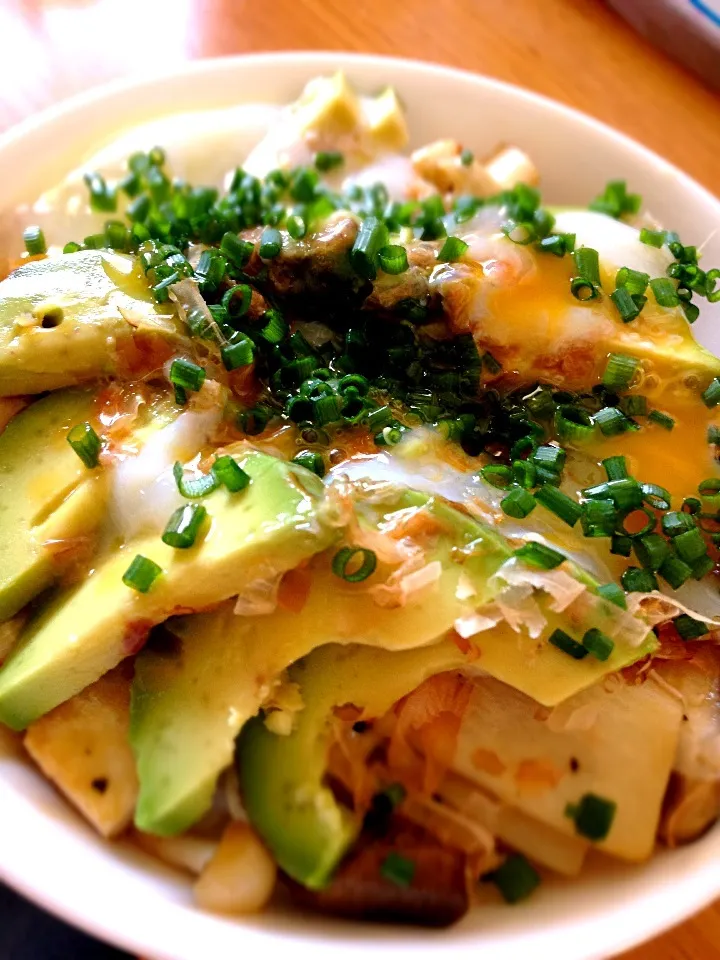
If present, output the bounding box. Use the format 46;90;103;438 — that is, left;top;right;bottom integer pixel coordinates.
0;0;719;957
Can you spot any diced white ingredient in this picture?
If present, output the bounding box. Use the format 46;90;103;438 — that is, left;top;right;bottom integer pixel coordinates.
193;822;277;915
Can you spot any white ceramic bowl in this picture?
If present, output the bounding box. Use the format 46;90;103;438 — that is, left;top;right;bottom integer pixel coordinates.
1;52;719;960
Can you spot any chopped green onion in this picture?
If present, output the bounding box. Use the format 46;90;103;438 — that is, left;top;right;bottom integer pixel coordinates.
286;214;307;240
314;150;344;172
621;566;658;592
593;406;629;437
366;406;393;432
212;455;250;492
378;245;409;274
566;793;617;841
602;353;639;391
122;554;162;593
481;464;513;489
460;148;474;166
63;241;82;254
172;461;219;499
162;503;207;549
703;379;720;408
641;482;672;511
535;485;582;527
23;225;47;256
683;301;700;324
582;628;614;661
438;236;469;263
573;247;601;287
238;405;271;436
350;216;389;280
648;410;675;431
674;613;709;640
633;533;671;571
512;459;537;489
485;854;540;904
690;554;714;580
84;172;117;212
501;487;536;519
332;546;377;583
549;628;588;660
221;284;252;322
169;357;205;394
650;277;680;307
620;395;648;417
514;541;565;568
617;506;656;538
379;852;415;888
603;455;628;481
597;582;627;608
220;232;254;271
699;477;720;495
533;445;566;471
291;450;326;478
683;497;702;515
659;555;693;589
707;425;720;445
221;336;254;371
673;527;708;563
640;227;665;248
616;267;649;297
502;220;535;245
259;227;283;259
260;309;287;345
662;511;696;537
610;535;632;557
610;286;643;322
313;394;343;426
67;422;102;469
590;180;641;219
555;405;595;443
570;276;600;301
581;498;616;538
536;234;569;257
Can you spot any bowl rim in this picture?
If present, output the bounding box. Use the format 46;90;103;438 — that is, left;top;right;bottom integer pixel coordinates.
1;49;720;960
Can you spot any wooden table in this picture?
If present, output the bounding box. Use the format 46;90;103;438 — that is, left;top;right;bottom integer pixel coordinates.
1;1;719;957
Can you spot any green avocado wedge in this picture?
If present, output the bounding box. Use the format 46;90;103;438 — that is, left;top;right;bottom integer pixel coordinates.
130;489;656;840
0;450;335;730
0;251;182;395
236;638;471;890
0;389;108;621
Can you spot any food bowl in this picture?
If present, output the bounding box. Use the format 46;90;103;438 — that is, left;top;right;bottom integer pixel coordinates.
1;52;719;960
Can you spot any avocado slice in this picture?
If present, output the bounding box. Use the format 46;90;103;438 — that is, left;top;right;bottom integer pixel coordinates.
130;493;511;836
0;389;109;622
236;638;470;890
0;450;335;730
129;490;655;839
0;251;182;396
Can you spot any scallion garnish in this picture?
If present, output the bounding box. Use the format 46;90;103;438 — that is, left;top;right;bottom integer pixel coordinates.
674;613;709;640
582;628;614;661
633;533;671;571
621;566;658;592
481;464;513;489
173;461;219;499
603;455;628;481
514;541;565;569
169;357;206;396
291;450;326;477
555;405;595;443
220;232;254;272
649;277;680;307
350;216;389;280
501;487;536;519
460;148;474;166
610;285;644;322
617;506;656;538
378;244;409;275
566;793;617;841
549;628;588;660
641;482;671;511
593;406;630;437
23;225;47;256
484;854;540;904
661;511;696;537
640;227;665;247
610;534;632;557
573;246;602;288
707;425;720;445
314;150;344;172
602;353;639;392
122;554;162;593
581;498;616;538
438;236;469;263
332;546;377;583
534;485;582;527
162;504;207;549
615;267;649;297
597;582;627;608
659;555;693;589
379;852;415;888
221;336;254;371
259;227;283;259
647;410;674;431
702;378;720;408
67;422;102;469
84;172;117;213
673;527;708;563
212;455;250;492
260;309;288;345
